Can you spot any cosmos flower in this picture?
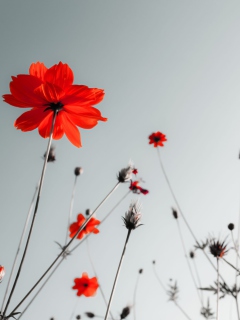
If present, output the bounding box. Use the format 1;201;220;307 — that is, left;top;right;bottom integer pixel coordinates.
209;239;228;258
148;131;167;147
129;181;149;195
123;200;142;230
3;62;107;147
0;265;5;282
72;273;99;297
69;214;100;239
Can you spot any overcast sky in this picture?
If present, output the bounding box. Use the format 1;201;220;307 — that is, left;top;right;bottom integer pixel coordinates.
1;1;240;319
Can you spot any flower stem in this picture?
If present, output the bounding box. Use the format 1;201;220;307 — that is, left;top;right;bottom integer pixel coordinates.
7;182;120;318
216;258;219;320
3;111;57;318
1;182;39;315
174;301;192;320
133;273;141;320
104;229;132;320
65;176;78;246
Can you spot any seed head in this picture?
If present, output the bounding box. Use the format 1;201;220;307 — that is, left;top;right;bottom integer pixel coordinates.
76;316;81;320
189;251;195;259
139;268;143;274
123;200;142;230
74;167;83;176
85;312;94;318
120;306;131;319
117;162;133;183
44;146;56;162
228;223;234;231
172;208;178;219
85;209;92;216
209;239;228;258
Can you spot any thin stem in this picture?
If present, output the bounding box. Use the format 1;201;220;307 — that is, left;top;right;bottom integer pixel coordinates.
216;258;219;320
222;257;240;274
65;176;78;246
3;111;57;318
231;231;240;261
8;182;120;318
1;182;39;314
176;220;203;305
192;258;204;303
232;229;240;320
69;299;79;320
152;263;166;292
174;301;192;320
86;238;115;320
133;273;140;320
104;229;132;320
17;258;64;319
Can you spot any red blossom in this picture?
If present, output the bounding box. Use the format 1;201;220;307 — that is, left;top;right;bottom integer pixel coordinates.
69;214;100;240
3;62;107;147
132;168;138;175
0;266;5;281
149;131;167;147
72;273;99;297
129;181;149;195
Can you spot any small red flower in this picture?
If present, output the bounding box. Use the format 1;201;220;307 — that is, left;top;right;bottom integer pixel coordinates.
72;273;99;297
149;131;167;147
129;181;149;195
3;62;107;147
0;266;5;282
69;214;100;239
132;168;138;175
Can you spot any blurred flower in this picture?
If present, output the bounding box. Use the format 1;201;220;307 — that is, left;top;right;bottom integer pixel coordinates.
123;201;142;230
117;165;133;183
43;146;56;162
120;306;131;319
76;316;81;319
148;131;167;147
85;209;92;216
171;208;178;219
209;239;228;258
129;181;149;195
228;223;234;231
139;268;143;274
85;312;95;318
74;167;83;176
0;265;5;282
72;273;99;297
69;214;100;239
3;62;107;147
132;168;138;175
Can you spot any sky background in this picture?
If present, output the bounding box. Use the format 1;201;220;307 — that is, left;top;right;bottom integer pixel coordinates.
1;1;240;319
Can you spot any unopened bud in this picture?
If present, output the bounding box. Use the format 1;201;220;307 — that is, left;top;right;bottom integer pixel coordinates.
85;312;95;318
120;306;130;319
85;209;92;216
228;223;234;231
172;208;178;219
0;266;5;281
74;167;83;176
139;268;143;274
189;251;195;259
76;316;81;320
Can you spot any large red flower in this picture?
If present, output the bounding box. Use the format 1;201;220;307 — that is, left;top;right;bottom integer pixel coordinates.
149;131;167;147
72;273;99;297
3;62;107;147
69;213;100;240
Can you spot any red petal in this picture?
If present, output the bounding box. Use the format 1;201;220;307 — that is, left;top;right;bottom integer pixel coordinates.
52;113;64;140
58;112;82;148
63;85;104;106
38;112;53;138
44;62;74;89
34;83;65;103
9;75;44;107
3;94;32;108
29;62;48;81
66;111;106;129
14;108;50;131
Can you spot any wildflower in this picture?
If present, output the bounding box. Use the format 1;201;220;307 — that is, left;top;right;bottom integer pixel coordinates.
3;62;107;147
228;223;234;231
74;167;83;176
132;168;138;175
0;266;5;282
148;131;167;147
120;306;130;319
172;208;178;219
129;181;149;195
43;146;56;162
72;273;99;297
209;239;228;258
123;201;142;230
117;165;133;183
85;312;94;318
69;214;100;239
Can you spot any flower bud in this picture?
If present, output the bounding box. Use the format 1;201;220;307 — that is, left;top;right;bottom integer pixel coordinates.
76;316;81;320
120;306;130;319
189;251;195;259
172;208;178;219
139;268;143;274
228;223;234;231
74;167;83;176
0;266;5;281
85;312;95;318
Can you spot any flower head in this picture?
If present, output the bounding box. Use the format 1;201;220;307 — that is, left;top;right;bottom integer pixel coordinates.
0;266;5;282
120;306;131;319
74;167;83;176
132;168;138;175
117;165;133;183
3;62;107;147
129;181;149;195
172;208;178;219
69;214;100;239
149;131;167;147
72;272;99;297
43;146;56;162
228;223;234;231
123;201;142;230
209;239;228;258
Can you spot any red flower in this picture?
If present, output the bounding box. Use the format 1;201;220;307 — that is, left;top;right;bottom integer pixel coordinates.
129;181;149;195
69;214;100;239
0;265;5;281
3;62;107;147
132;168;138;175
149;131;167;147
72;273;99;297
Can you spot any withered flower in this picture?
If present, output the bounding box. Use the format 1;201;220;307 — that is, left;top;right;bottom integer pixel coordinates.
120;306;131;319
209;239;228;258
123;201;142;230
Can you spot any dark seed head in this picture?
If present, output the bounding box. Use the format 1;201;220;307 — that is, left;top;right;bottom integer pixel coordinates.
139;268;143;274
85;312;94;318
120;306;130;319
228;223;234;231
74;167;83;176
152;260;156;264
172;208;178;219
76;316;81;320
189;251;195;259
85;209;91;216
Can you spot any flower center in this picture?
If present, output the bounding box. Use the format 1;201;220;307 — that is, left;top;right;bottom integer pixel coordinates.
83;283;88;287
153;136;160;142
44;102;64;112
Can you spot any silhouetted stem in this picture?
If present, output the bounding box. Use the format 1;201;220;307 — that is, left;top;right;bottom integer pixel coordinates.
1;182;39;314
8;182;120;318
174;302;192;320
192;258;204;302
133;273;141;320
65;176;78;246
216;258;219;320
3;111;57;318
104;229;132;320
